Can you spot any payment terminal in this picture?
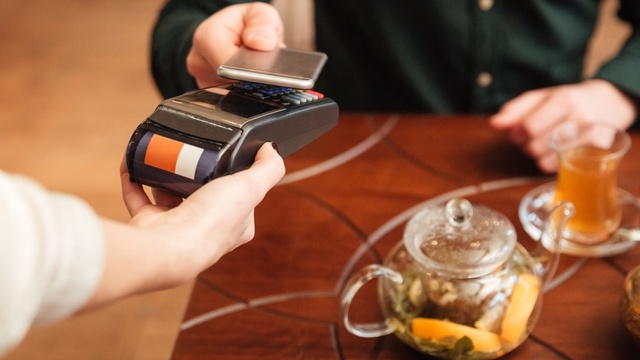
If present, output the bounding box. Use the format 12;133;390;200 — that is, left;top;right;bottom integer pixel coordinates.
125;48;338;197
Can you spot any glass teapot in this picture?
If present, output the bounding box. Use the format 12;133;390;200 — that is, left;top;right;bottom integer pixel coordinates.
340;198;574;359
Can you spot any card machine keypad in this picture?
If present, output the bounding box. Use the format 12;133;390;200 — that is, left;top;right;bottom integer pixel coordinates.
231;82;325;106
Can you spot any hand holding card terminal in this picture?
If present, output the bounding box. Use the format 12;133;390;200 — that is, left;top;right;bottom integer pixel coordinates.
125;81;338;197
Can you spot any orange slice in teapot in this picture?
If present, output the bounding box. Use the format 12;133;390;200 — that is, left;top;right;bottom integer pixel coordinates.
412;318;502;352
500;273;541;344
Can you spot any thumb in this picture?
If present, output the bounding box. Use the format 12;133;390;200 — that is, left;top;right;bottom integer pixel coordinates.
245;142;286;191
191;143;285;207
241;3;285;50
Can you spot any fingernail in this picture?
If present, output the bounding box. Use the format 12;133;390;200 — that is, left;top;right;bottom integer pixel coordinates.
247;31;275;45
271;142;280;154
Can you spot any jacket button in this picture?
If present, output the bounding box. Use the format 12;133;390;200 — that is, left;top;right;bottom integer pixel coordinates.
479;0;494;11
477;72;493;88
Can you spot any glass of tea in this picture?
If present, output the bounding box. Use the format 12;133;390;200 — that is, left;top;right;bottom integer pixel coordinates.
550;122;631;245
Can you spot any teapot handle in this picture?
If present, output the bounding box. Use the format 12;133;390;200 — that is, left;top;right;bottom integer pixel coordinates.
535;200;575;289
340;264;403;338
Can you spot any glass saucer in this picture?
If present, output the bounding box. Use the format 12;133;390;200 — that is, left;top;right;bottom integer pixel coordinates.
519;182;640;257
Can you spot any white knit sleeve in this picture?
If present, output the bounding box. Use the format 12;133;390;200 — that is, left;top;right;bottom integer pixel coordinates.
0;171;105;356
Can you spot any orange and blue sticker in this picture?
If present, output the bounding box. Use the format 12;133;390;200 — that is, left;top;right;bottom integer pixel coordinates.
134;132;219;182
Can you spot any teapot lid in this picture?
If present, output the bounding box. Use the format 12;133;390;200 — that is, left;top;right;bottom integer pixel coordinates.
403;198;517;278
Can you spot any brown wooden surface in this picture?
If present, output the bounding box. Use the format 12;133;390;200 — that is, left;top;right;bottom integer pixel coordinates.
172;114;640;359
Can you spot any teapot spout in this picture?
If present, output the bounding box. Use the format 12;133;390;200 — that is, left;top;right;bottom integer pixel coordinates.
537;200;575;288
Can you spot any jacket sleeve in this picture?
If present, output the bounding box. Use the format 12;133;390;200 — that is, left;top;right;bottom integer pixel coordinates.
0;172;104;356
593;1;640;102
150;0;266;98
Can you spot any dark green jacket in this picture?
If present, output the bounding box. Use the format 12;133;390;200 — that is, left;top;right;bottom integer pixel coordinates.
151;0;640;114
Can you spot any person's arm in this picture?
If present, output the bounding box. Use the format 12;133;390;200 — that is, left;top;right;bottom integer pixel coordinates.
151;0;275;98
85;142;284;310
0;173;104;356
489;2;640;173
593;0;640;106
0;143;284;355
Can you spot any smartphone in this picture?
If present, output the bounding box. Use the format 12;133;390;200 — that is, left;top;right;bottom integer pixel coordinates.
217;47;328;89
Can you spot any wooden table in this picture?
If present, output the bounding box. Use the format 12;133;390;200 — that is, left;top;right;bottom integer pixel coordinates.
172;114;640;359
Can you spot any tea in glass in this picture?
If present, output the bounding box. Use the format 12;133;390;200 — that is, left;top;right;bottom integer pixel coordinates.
551;122;630;244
